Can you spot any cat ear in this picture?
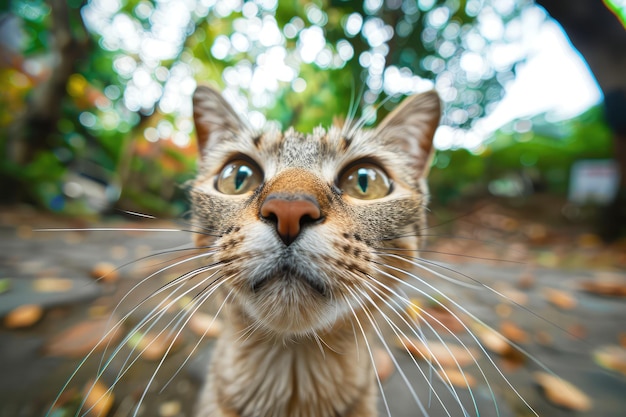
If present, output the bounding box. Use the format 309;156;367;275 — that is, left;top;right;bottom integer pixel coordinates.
374;91;441;177
192;85;245;153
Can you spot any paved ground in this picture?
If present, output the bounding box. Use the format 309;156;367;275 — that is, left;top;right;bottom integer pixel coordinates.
0;206;625;417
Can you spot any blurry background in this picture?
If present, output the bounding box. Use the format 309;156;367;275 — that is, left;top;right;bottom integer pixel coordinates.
0;0;625;235
1;2;626;417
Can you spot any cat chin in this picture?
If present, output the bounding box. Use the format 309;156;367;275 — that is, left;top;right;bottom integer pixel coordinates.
235;281;343;336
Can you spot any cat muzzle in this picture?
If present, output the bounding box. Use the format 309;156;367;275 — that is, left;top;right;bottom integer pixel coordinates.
260;193;322;245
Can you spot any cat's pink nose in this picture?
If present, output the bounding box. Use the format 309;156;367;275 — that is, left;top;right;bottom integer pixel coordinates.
260;195;321;245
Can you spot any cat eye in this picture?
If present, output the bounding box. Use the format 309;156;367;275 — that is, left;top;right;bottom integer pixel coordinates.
216;160;263;195
338;163;391;200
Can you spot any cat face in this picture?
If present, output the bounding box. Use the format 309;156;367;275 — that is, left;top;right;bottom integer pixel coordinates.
190;86;440;336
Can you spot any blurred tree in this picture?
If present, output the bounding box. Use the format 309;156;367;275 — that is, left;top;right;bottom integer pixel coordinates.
0;0;620;219
536;0;626;240
6;0;90;165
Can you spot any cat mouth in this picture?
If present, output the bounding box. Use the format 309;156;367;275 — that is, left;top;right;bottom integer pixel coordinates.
250;264;328;297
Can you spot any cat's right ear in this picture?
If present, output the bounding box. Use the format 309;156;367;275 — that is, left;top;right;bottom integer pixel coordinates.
192;85;244;153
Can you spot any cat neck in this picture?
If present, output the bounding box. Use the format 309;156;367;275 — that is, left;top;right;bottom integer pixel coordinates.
202;302;379;417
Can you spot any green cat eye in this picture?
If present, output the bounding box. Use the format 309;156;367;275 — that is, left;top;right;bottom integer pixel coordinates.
216;160;262;195
338;164;391;200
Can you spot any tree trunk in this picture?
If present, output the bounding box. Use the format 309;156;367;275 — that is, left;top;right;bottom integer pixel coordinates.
7;0;90;166
536;0;626;240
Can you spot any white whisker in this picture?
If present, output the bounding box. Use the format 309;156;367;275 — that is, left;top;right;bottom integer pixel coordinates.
371;259;540;417
341;291;393;417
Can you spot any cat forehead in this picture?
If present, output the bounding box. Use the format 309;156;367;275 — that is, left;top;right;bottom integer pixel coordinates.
204;123;379;171
256;126;378;168
200;123;422;189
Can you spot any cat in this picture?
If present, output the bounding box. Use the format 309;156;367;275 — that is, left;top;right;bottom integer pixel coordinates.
187;85;440;417
46;85;544;417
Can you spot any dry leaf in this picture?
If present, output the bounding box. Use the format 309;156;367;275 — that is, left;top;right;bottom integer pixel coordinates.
82;379;114;417
398;337;477;367
406;298;465;333
500;321;529;344
437;368;477;388
129;331;183;361
4;304;44;328
543;288;577;310
495;303;512;318
474;325;512;355
517;272;535;290
44;317;123;358
90;262;119;283
580;280;626;297
593;345;626;376
533;371;592;411
373;347;394;382
187;312;223;338
33;277;73;292
493;282;529;306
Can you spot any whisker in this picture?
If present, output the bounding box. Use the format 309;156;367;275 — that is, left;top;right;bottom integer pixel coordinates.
345;285;442;417
131;283;234;417
374;246;526;265
370;261;541;417
359;274;493;417
340;292;393;417
379;252;587;343
117;210;157;219
77;267;224;416
158;285;235;394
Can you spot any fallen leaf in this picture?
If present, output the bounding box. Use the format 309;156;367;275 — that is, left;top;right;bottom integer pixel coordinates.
495;303;512;318
580;280;626;297
374;347;394;382
4;304;44;328
593;345;626;376
187;312;223;338
44;317;124;357
517;272;535;290
398;337;478;367
493;283;528;305
128;331;183;361
474;325;512;355
33;277;73;292
82;379;114;417
533;371;592;411
500;321;529;344
543;288;577;310
90;262;119;283
437;368;477;388
407;299;466;334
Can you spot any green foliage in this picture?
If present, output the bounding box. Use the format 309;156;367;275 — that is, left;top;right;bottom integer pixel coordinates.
0;0;615;216
429;105;614;204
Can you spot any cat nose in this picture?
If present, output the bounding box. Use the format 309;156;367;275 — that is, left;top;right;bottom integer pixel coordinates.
260;194;321;245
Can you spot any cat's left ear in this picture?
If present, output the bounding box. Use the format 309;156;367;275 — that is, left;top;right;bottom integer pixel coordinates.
374;91;441;177
193;85;246;154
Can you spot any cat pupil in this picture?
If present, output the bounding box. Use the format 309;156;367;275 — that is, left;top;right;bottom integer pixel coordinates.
357;168;369;193
235;166;252;190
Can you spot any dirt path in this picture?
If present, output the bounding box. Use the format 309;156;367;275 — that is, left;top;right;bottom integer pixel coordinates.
0;207;624;417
